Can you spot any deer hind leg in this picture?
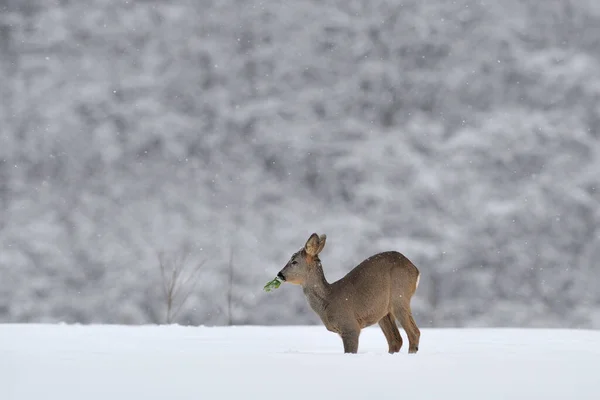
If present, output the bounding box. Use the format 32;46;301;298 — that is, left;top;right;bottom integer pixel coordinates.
394;303;420;354
378;313;403;354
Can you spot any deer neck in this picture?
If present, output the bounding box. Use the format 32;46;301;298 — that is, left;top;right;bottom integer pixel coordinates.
301;261;331;316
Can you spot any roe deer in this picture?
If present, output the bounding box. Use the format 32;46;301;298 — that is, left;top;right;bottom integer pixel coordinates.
276;233;421;354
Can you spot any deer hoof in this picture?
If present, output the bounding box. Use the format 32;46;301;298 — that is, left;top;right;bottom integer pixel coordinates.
388;342;402;354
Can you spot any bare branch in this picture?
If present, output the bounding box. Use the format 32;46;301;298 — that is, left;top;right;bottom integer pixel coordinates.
227;245;234;326
173;259;206;299
170;263;206;322
156;247;206;324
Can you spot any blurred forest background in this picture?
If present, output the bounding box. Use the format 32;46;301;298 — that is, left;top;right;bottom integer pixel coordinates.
1;0;599;328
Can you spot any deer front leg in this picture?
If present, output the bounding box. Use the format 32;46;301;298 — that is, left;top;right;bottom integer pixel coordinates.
340;330;360;354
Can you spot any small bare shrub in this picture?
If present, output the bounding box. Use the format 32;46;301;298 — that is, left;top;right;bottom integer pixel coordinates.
157;249;205;324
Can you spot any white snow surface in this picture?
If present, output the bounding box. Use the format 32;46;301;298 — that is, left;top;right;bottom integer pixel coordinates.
1;324;598;400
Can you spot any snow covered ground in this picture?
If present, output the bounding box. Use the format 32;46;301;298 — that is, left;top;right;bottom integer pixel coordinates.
1;324;598;400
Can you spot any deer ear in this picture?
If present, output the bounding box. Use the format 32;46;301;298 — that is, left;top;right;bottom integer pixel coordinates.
315;234;327;255
304;233;321;256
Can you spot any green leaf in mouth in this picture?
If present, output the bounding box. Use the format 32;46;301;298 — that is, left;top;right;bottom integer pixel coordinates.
263;277;282;292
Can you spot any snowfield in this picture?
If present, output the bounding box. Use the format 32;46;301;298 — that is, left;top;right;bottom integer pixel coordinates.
1;324;598;400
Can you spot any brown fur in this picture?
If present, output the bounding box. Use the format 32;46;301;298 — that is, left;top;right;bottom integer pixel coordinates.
277;233;421;354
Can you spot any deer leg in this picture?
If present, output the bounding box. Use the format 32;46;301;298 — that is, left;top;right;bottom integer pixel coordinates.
340;330;360;354
378;313;403;354
394;305;420;354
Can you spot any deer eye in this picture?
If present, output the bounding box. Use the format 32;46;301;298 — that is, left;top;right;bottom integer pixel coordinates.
291;260;298;265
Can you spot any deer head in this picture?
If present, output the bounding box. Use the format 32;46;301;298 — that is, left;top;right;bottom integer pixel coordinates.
277;233;326;285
